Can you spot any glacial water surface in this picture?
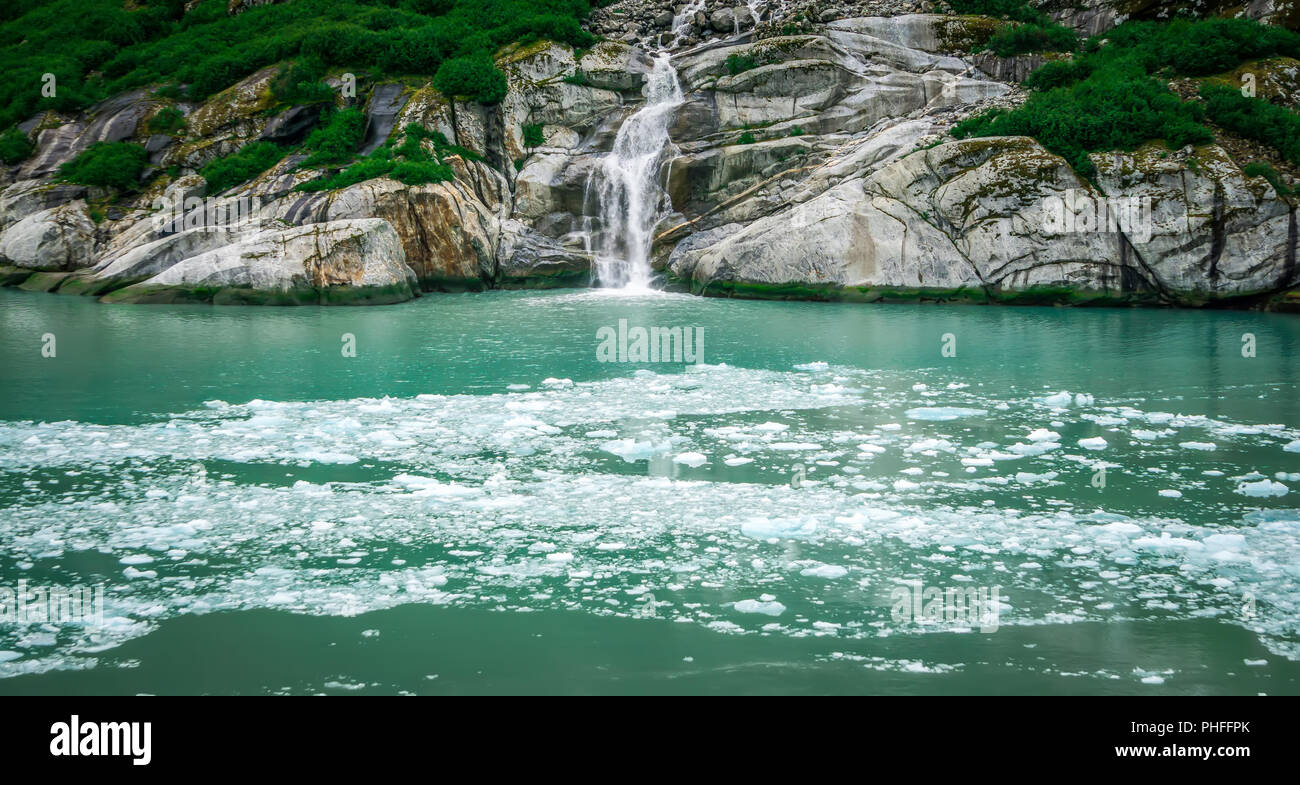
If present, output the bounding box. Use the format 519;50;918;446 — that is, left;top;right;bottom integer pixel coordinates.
0;287;1298;695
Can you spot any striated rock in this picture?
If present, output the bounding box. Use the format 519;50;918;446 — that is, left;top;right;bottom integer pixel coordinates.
0;202;97;271
101;220;418;305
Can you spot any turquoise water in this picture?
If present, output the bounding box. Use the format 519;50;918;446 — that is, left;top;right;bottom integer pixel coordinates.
0;287;1298;694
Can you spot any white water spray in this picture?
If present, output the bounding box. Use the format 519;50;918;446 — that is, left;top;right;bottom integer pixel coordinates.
588;53;685;290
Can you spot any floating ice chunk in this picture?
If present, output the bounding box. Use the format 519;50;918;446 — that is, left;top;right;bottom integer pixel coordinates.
961;457;994;467
1236;479;1289;498
545;552;574;563
507;384;531;391
1015;471;1058;484
123;566;157;579
904;407;987;421
724;456;754;466
119;554;154;565
1027;429;1060;442
1131;429;1162;440
1041;391;1073;407
585;429;617;438
912;383;928;392
794;362;828;371
1284;440;1300;453
673;452;707;467
735;599;786;616
601;439;668;462
800;564;848;579
754;422;789;433
1244;659;1268;667
1203;533;1245;551
1157;489;1182;498
1007;441;1060;456
1179;441;1217;451
1078;437;1108;450
1140;675;1165;685
893;478;920;491
741;517;817;539
541;378;573;388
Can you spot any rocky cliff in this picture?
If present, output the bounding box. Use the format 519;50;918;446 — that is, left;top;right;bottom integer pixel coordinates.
2;0;1299;309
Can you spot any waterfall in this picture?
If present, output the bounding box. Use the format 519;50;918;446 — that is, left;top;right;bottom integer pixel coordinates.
588;53;685;290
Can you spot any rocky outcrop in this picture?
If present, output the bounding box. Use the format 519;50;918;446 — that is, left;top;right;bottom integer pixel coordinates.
99;220;419;305
1;5;1297;309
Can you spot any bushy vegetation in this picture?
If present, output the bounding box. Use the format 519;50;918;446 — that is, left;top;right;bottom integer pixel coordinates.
947;0;1042;25
433;55;508;103
295;123;473;191
949;0;1075;57
1201;84;1300;166
955;17;1300;176
522;122;545;148
725;53;759;76
0;126;33;164
300;108;368;168
57;141;149;189
200;140;285;195
270;57;336;105
1242;160;1293;195
147;105;187;135
984;22;1076;57
737;131;757;145
0;0;596;132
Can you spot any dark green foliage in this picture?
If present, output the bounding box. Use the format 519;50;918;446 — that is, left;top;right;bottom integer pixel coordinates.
955;17;1300;176
1242;160;1293;195
0;0;597;128
985;23;1076;57
147;105;186;135
300;108;367;167
0;126;33;163
522;122;545;148
725;53;759;75
200;141;285;195
789;126;804;136
271;57;335;105
434;55;508;103
57;141;149;189
561;69;589;86
1202;84;1300;167
737;131;757;145
947;0;1042;24
952;62;1211;176
295;122;463;191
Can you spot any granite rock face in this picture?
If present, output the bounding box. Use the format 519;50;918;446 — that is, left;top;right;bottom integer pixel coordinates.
1;3;1297;307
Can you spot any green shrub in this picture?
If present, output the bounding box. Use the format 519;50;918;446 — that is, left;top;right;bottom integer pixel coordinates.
390;159;454;185
294;122;463;191
433;55;508;104
0;0;597;128
985;23;1076;57
200;141;285;195
1201;84;1300;166
522;122;545;148
271;57;336;105
789;126;805;136
947;0;1043;24
737;131;757;145
725;53;759;76
300;107;366;168
1242;160;1293;195
955;17;1300;175
562;70;589;86
0;126;33;163
952;62;1211;176
147;105;186;135
57;141;148;189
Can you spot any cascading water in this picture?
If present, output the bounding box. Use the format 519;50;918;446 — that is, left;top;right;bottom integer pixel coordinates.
588;53;685;290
